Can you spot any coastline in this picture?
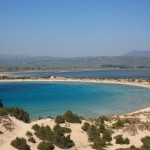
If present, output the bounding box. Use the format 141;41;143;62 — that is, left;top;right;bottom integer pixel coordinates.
0;78;150;149
0;77;150;88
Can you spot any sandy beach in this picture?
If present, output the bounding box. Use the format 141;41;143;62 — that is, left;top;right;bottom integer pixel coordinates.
0;76;150;88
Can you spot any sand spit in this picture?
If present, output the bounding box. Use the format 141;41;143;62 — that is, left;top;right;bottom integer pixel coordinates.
0;76;150;88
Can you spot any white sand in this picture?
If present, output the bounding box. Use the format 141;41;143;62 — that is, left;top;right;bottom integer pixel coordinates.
0;107;150;150
0;76;150;88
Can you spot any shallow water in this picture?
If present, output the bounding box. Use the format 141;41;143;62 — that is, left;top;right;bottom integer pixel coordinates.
0;82;150;119
10;69;150;79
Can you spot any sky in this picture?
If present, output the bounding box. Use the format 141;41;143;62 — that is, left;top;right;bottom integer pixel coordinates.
0;0;150;57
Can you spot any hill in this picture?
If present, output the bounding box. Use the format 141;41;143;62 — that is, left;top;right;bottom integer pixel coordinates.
0;55;150;71
124;50;150;57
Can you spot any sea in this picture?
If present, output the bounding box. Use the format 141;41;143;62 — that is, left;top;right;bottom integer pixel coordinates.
0;69;150;119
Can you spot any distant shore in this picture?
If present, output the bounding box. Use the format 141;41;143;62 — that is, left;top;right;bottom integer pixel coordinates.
0;76;150;88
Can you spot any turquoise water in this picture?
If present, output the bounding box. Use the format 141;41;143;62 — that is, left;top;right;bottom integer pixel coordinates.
0;82;150;119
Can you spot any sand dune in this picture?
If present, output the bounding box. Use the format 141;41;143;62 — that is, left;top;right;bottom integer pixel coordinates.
0;107;150;150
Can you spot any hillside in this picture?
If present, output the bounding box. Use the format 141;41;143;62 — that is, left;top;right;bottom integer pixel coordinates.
0;55;150;71
124;50;150;57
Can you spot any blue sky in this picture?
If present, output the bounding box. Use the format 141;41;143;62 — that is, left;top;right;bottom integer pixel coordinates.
0;0;150;57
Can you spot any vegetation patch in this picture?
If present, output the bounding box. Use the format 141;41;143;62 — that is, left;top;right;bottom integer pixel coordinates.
141;136;150;149
115;134;130;144
87;125;100;142
28;137;36;143
112;119;124;129
63;110;82;123
26;131;33;137
11;137;30;150
32;124;40;131
5;107;30;123
37;141;55;150
55;115;65;124
92;137;106;150
81;122;90;132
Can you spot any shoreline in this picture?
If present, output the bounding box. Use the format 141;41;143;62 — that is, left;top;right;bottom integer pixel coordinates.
0;77;150;88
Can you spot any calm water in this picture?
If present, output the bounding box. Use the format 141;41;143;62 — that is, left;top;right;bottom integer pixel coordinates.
0;82;150;119
10;69;150;79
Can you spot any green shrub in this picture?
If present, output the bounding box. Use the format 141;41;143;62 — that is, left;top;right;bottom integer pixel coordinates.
115;135;124;144
35;125;53;141
102;130;112;142
11;137;30;150
141;136;150;149
32;124;40;131
38;117;43;120
61;127;71;133
37;141;55;150
26;131;33;137
87;125;100;142
63;110;81;123
124;137;130;144
98;116;108;123
0;99;4;108
129;145;139;150
115;135;130;145
47;116;53;119
99;122;105;133
113;119;124;129
53;132;75;149
116;145;139;150
53;124;71;134
0;108;7;116
5;107;30;123
81;122;90;132
55;115;65;124
28;137;36;143
92;137;106;149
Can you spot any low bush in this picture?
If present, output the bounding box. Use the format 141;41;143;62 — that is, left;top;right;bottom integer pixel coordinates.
26;131;33;137
47;116;53;119
35;125;53;141
116;145;139;150
37;141;55;150
81;122;90;132
115;135;130;144
124;138;130;144
99;122;105;133
53;132;75;149
55;115;65;124
87;125;100;142
53;124;71;134
0;99;4;108
0;108;7;116
102;130;112;142
92;137;106;149
113;119;124;129
63;110;81;123
11;137;30;150
5;107;30;123
98;116;108;123
141;136;150;149
28;137;36;143
32;124;40;131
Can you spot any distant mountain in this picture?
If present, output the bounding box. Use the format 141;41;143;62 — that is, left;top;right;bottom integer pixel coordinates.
124;50;150;57
0;55;30;61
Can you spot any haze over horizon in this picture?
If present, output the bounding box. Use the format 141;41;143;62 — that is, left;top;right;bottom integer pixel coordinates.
0;0;150;57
